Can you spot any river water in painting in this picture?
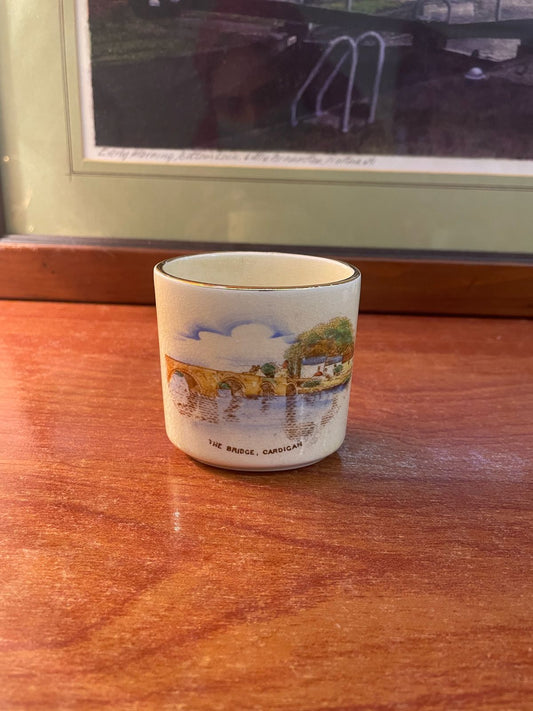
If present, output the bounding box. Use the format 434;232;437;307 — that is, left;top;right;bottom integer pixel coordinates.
169;373;349;442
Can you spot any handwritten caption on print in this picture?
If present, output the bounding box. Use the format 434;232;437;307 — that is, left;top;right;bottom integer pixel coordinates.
95;146;378;170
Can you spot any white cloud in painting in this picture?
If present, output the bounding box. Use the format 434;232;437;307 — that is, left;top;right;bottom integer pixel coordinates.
183;323;292;371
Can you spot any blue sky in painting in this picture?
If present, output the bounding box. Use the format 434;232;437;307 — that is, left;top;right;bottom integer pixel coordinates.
177;321;296;371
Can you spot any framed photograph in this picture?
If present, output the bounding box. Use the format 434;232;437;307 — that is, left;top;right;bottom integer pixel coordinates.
1;0;533;253
79;0;533;173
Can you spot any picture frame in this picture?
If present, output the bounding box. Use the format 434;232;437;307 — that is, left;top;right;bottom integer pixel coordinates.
0;0;531;315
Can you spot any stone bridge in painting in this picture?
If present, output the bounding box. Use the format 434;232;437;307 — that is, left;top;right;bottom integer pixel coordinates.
165;355;296;399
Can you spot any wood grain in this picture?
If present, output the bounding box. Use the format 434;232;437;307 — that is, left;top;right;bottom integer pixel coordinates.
0;301;532;710
1;235;532;316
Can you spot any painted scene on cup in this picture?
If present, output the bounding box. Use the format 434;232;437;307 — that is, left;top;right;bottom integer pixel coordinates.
166;316;355;442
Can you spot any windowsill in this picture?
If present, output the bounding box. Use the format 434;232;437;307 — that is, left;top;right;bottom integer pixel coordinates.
1;299;531;708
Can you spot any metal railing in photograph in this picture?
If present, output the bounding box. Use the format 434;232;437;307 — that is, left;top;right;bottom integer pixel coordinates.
291;31;385;132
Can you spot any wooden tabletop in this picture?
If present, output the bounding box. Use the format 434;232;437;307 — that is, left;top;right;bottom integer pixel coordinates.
1;300;531;710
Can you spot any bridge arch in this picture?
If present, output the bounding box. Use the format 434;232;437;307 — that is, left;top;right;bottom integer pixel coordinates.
261;380;276;397
218;377;245;396
171;368;199;394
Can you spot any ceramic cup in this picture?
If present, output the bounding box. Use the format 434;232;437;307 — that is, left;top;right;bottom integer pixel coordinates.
154;252;361;471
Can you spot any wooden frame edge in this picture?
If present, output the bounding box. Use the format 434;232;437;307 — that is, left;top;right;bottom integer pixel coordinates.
0;235;531;317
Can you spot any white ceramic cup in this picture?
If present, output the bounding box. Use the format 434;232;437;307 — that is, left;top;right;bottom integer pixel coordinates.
154;252;361;471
